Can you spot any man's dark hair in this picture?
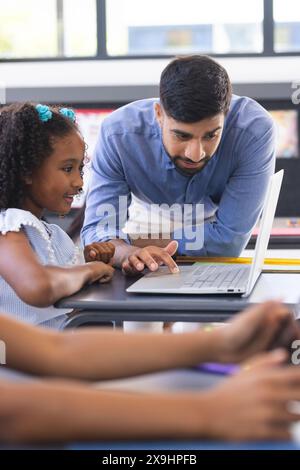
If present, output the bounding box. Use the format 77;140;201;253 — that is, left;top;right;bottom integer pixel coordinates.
159;55;232;123
0;102;78;209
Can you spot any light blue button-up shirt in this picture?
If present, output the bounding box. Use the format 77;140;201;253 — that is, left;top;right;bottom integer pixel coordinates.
81;95;276;256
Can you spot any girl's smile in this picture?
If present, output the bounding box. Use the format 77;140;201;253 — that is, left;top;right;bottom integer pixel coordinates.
23;131;85;218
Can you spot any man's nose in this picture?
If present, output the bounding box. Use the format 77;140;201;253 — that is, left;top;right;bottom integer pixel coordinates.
184;140;205;162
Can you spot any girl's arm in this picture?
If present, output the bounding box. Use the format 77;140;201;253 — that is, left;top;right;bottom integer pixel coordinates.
1;312;220;379
0;231;114;307
1;361;300;443
1;301;298;380
0;379;207;443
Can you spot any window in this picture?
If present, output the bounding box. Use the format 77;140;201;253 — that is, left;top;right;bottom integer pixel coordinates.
62;0;97;57
1;0;300;60
0;0;97;59
274;0;300;52
106;0;264;56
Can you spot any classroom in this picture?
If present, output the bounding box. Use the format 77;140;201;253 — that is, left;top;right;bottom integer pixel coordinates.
0;0;300;459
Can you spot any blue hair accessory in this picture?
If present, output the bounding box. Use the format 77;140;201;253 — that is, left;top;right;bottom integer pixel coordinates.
35;104;52;122
59;107;76;122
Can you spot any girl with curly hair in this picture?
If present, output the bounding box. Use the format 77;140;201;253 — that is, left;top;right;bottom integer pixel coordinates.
0;102;115;328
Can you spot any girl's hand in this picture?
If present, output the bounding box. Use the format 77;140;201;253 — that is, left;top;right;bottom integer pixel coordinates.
87;261;115;284
84;242;115;264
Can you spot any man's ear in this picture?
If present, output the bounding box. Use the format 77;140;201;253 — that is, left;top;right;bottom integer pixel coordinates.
154;102;163;127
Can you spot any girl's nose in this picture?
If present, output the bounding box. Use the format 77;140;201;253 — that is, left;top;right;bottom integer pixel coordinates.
73;172;84;189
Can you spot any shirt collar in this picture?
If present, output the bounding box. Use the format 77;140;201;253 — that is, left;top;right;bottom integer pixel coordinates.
155;125;175;170
161;139;176;170
152;101;175;171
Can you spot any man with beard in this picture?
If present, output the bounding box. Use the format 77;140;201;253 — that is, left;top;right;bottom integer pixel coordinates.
82;55;276;275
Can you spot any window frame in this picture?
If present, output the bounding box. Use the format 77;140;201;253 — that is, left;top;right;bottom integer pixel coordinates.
0;0;299;63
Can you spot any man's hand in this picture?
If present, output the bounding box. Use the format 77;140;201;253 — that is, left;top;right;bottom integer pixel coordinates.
84;242;115;264
213;301;300;364
121;240;179;275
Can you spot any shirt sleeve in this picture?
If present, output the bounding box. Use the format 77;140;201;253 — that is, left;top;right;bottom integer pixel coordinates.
174;118;276;256
0;209;41;235
81;122;132;246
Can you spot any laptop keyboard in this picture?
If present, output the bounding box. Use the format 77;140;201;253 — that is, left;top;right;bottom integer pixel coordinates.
181;264;249;290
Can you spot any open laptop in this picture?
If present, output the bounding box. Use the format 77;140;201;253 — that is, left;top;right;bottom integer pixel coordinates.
127;170;284;297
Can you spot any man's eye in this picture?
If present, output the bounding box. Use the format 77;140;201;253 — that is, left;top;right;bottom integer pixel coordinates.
175;134;189;141
205;134;218;141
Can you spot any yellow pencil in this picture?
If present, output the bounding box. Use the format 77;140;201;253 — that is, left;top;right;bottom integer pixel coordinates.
176;256;300;266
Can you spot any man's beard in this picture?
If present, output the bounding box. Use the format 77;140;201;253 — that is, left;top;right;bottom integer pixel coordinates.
171;155;211;176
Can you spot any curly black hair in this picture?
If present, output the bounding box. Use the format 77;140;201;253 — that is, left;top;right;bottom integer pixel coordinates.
0;102;79;209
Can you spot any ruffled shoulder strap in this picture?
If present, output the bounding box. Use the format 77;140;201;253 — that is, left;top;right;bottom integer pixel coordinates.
0;209;49;240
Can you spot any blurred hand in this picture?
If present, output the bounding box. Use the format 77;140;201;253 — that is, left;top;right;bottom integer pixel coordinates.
202;354;300;441
214;301;300;364
84;242;115;264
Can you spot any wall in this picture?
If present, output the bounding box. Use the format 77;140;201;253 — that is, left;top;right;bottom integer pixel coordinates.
1;56;300;102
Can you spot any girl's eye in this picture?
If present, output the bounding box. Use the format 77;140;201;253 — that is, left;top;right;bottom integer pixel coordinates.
63;167;73;173
79;165;84;177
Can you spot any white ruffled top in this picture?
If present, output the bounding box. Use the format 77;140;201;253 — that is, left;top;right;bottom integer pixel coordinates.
0;208;83;328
